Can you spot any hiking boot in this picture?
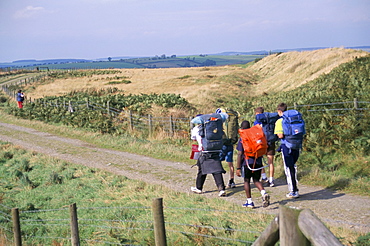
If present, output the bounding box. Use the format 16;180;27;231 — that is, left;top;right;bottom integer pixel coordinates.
269;180;275;187
242;201;255;208
190;187;203;194
218;190;227;197
228;180;236;188
262;194;270;207
286;191;299;198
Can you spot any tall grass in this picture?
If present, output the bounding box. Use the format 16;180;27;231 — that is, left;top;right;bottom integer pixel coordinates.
0;140;366;245
0;140;277;245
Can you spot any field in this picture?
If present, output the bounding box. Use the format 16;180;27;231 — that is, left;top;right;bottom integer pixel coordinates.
22;48;369;112
1;47;370;245
0;55;265;70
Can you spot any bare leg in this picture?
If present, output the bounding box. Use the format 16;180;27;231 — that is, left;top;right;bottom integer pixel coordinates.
253;179;264;192
267;154;274;179
228;162;234;180
244;177;251;198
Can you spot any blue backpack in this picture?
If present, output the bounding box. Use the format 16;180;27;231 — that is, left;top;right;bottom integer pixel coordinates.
255;112;279;145
282;110;306;149
199;113;224;151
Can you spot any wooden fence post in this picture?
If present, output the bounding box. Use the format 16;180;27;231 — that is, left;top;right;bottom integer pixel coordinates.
148;114;153;136
69;203;80;246
12;208;22;246
252;216;279;246
354;98;358;109
107;100;110;116
86;98;89;109
298;209;343;246
152;198;167;246
68;101;74;113
169;115;174;135
128;110;133;130
279;205;310;246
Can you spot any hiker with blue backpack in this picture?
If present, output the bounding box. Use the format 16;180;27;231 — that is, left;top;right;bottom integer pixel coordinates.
215;108;240;189
274;103;306;198
254;106;279;187
190;112;228;197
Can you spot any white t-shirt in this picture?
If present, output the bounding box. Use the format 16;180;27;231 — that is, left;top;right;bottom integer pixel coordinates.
191;125;203;151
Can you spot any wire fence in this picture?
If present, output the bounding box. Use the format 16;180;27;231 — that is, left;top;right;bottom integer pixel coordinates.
1;200;274;246
1;73;369;137
1;199;368;246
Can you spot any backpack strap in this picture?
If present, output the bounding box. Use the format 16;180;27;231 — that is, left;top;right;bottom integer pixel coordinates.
245;156;269;171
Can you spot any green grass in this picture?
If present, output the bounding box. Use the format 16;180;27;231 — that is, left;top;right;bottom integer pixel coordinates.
0;103;367;245
0;140;274;245
106;79;132;85
2;55;266;70
1;94;369;197
1;54;369;245
0;131;365;245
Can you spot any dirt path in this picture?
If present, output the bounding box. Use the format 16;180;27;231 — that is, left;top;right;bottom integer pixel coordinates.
0;122;369;234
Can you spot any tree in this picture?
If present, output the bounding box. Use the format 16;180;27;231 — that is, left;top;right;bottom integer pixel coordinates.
108;57;112;62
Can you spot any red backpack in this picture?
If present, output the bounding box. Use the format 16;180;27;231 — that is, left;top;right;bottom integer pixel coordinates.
239;125;268;160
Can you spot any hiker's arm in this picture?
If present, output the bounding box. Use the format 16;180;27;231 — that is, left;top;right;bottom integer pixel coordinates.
236;150;243;177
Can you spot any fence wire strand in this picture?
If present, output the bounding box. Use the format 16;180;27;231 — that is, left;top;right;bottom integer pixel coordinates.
167;229;255;244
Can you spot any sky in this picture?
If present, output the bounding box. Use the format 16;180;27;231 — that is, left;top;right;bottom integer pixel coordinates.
0;0;369;62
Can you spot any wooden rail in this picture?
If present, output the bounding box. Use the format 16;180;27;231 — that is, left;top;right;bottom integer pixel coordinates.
252;205;343;246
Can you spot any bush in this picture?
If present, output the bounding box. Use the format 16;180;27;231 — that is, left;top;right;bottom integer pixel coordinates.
353;233;370;246
0;96;7;103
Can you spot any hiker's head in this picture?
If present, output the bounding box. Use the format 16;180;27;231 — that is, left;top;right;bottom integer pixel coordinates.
240;120;250;129
215;108;226;114
255;107;264;114
18;90;22;93
277;103;287;116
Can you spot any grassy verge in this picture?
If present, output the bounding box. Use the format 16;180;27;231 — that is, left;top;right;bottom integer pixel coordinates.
0;109;193;164
0;140;275;245
1;107;369;196
0;140;365;245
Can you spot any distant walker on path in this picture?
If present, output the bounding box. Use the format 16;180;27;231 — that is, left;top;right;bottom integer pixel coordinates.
17;90;25;109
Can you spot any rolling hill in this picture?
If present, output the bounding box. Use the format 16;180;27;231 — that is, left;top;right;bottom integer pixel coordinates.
26;48;369;112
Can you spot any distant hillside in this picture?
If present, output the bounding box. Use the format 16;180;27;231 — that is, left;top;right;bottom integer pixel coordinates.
25;48;369;112
215;46;370;56
0;55;263;69
0;59;92;68
3;46;369;69
247;47;369;95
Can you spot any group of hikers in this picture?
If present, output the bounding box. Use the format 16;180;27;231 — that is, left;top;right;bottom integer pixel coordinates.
190;103;305;208
15;89;305;208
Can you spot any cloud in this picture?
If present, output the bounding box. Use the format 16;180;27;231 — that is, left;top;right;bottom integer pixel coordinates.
14;6;45;19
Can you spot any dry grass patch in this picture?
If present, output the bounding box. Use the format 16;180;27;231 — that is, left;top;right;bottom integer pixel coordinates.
24;48;369;111
248;47;369;95
26;66;250;109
